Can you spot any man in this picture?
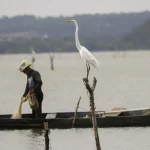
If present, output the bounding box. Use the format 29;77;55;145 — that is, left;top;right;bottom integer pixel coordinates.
19;59;43;118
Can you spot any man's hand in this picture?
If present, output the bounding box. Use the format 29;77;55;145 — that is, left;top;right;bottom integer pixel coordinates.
29;89;34;95
21;96;27;103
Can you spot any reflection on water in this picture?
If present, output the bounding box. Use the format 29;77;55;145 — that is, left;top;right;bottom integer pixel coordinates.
29;129;43;137
29;129;51;150
0;127;150;150
27;129;52;150
0;130;44;150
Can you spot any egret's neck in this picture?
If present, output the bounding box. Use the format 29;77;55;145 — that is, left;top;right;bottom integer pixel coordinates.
74;21;82;50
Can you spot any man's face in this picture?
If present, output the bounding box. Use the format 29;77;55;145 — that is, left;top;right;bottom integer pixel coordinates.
22;67;29;75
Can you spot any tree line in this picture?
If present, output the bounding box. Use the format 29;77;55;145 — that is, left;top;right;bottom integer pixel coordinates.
0;11;150;53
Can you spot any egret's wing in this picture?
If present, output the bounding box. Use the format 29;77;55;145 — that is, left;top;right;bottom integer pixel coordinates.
80;47;100;69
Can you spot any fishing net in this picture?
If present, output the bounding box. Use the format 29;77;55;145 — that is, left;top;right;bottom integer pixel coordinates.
11;97;27;119
28;93;39;110
11;93;39;119
11;101;23;119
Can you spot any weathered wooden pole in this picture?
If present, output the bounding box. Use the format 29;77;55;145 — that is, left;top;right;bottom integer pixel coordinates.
72;96;81;127
83;77;101;150
31;56;35;68
44;122;50;150
31;49;36;68
49;53;54;70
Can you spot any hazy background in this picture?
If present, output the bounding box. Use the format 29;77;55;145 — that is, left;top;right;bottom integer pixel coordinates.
0;0;149;53
0;0;150;17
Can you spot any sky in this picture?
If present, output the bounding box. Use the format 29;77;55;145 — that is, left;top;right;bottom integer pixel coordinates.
1;0;150;17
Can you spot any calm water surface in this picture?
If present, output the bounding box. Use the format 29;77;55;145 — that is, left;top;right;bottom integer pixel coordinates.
0;51;150;150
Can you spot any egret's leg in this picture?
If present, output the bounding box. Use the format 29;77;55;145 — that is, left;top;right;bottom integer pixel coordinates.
86;62;88;79
88;63;90;79
86;63;90;80
88;63;90;73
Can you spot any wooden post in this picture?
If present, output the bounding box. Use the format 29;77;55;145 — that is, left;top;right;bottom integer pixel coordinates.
72;96;81;127
83;77;101;150
49;52;54;70
31;56;35;68
44;122;49;150
31;48;36;68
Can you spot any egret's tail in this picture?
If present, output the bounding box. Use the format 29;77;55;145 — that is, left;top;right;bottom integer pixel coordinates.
93;58;100;69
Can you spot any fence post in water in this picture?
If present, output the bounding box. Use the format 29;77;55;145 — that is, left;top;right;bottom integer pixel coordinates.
31;56;35;68
44;122;49;150
49;52;55;70
31;48;36;68
72;96;81;127
83;77;101;150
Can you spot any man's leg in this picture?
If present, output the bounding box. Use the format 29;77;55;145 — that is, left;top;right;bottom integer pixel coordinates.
35;101;42;118
32;109;36;118
39;101;42;114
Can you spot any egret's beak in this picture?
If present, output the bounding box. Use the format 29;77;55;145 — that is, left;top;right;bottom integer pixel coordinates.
67;20;73;23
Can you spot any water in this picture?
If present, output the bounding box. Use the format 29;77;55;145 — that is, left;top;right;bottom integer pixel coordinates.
0;51;150;149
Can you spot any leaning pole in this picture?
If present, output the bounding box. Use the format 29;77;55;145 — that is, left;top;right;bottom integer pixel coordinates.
83;77;101;150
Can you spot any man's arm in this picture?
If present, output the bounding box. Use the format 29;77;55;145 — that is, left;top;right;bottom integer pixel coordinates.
21;80;29;103
23;82;29;97
30;71;42;93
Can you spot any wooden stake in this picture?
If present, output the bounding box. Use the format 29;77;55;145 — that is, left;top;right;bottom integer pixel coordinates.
72;96;81;127
83;77;101;150
44;122;49;150
31;56;35;68
49;53;54;70
31;48;36;68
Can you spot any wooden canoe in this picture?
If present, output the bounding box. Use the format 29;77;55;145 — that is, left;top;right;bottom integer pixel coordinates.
0;108;150;129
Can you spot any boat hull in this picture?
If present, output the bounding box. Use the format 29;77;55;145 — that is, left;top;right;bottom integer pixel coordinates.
0;111;150;129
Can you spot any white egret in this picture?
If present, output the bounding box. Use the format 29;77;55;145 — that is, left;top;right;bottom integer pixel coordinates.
67;20;100;79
